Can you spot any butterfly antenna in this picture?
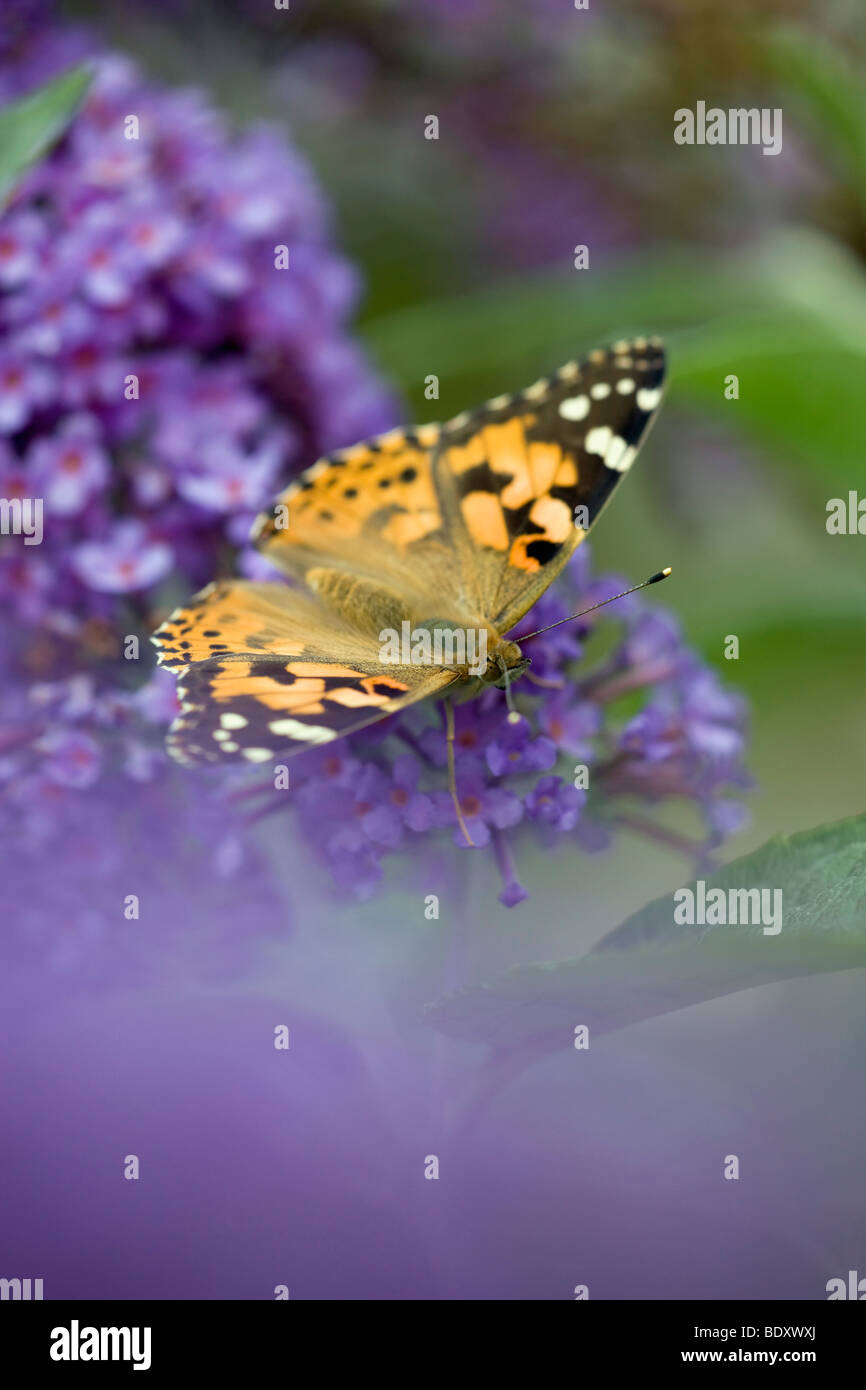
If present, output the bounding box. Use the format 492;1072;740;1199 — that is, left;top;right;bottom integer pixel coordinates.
519;568;672;643
445;697;475;847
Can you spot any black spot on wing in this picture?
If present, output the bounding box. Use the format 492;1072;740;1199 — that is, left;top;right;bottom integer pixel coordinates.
524;538;562;566
453;461;514;498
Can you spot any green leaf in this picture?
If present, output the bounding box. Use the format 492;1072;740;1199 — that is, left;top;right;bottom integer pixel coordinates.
364;227;866;501
424;813;866;1052
0;64;92;210
363;248;756;396
671;229;866;497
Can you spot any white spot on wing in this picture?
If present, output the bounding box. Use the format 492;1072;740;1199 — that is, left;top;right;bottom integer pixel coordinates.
636;387;662;410
220;712;247;730
605;438;635;472
585;426;636;472
268;717;335;744
585;425;613;456
590;382;611;400
559;395;590;421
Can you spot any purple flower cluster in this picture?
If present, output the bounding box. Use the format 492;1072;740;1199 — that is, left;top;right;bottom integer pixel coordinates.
0;23;394;636
273;546;750;906
0;9;396;906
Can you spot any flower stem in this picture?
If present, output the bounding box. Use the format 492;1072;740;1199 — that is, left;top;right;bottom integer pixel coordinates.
613;810;712;863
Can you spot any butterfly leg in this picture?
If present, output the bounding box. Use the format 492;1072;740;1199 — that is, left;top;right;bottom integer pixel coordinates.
445;696;475;848
496;654;524;723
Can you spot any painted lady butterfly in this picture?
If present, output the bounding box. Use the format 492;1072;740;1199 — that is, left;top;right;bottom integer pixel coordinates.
152;338;667;795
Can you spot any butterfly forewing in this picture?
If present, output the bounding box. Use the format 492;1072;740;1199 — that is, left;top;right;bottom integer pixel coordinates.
433;338;666;632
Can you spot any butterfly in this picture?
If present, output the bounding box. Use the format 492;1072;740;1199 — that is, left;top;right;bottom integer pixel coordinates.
152;336;667;830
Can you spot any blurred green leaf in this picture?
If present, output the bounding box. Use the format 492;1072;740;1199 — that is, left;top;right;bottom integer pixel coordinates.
672;230;866;498
364;227;866;500
0;64;92;210
363;247;750;392
424;812;866;1052
766;27;866;221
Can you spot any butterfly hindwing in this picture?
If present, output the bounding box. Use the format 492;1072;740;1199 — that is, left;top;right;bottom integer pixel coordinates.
163;643;457;767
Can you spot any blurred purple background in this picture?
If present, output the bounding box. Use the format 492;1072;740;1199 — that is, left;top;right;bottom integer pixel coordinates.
1;0;864;1301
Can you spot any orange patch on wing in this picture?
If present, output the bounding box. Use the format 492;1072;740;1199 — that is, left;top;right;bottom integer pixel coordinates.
446;432;487;474
460;491;509;549
258;441;442;553
381;508;440;548
327;685;396;708
214;659;251;680
152;587;309;666
507;537;543;573
206;665;411;714
481;418;536;476
360;675;408;696
507;495;574;572
528;495;573;542
209;674;324;711
526;441;564;493
499;471;534;509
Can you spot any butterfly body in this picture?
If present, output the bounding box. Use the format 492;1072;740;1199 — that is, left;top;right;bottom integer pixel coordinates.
152;339;666;766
